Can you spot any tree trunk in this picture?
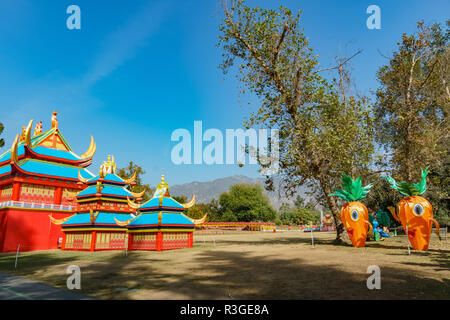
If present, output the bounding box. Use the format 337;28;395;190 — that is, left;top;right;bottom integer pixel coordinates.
319;178;345;243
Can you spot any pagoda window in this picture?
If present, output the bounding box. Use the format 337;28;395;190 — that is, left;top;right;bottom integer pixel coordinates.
0;185;13;202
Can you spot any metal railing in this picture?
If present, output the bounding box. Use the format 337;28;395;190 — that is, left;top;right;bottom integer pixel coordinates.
0;200;73;211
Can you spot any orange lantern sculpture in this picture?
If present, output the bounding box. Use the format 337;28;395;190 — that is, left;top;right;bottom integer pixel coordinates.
386;167;441;251
329;175;373;247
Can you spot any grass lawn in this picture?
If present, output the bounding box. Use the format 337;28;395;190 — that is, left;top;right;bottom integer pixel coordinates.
0;231;448;299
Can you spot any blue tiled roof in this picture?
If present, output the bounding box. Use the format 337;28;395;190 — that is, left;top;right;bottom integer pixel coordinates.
128;213;159;226
87;173;125;184
0;145;25;163
62;212;132;225
162;213;194;225
31;146;81;160
128;212;194;226
17;159;94;180
139;197;184;211
0;164;11;176
77;184;133;198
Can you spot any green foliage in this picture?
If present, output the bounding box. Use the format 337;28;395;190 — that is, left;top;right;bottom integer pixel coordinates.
376;210;391;227
294;195;305;208
217;183;276;222
218;0;375;240
374;21;449;182
329;175;372;202
117;161;153;202
385;166;429;196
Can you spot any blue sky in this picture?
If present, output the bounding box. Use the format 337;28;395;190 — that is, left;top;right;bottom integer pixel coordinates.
0;0;448;186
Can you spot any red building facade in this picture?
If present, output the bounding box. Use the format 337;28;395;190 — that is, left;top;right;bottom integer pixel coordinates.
0;113;95;252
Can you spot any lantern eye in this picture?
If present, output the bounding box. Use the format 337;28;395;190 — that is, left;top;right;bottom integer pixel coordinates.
413;203;424;216
350;210;359;221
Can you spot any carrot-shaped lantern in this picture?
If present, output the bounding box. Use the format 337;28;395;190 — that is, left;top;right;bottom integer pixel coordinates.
385;167;440;251
329;175;373;247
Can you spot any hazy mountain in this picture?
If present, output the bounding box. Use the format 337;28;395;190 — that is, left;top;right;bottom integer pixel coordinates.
170;175;312;210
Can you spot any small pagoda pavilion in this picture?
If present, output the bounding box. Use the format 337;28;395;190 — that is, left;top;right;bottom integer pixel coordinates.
121;175;206;251
0;112;95;252
51;155;145;251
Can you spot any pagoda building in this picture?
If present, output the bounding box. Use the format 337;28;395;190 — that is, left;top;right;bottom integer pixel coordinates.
0;112;95;252
51;155;145;251
121;175;206;251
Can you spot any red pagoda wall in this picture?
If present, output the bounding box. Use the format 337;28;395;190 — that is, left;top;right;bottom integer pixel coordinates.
128;232;193;251
62;231;128;251
0;209;71;252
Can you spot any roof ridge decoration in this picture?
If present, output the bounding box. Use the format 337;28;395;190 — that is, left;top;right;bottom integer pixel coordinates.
90;209;100;224
34;121;43;137
24;120;33;146
127;196;141;209
49;213;76;225
99;155;116;178
123;171;136;185
10;134;20;164
80;136;96;159
183;212;207;225
51;111;58;129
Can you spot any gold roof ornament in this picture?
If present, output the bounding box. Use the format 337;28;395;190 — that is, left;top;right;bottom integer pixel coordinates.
90;209;99;224
19;126;26;142
80;135;96;159
78;170;89;184
49;214;75;225
33;121;43;137
127;196;141;210
99;155;116;177
182;194;196;208
10;134;19;164
66;189;81;198
123;171;136;185
114;216;133;227
129;189;146;198
24;120;33;146
51;111;58;129
96;181;103;194
186;213;207;225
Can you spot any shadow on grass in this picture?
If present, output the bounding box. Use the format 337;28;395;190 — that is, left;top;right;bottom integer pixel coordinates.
1;238;448;300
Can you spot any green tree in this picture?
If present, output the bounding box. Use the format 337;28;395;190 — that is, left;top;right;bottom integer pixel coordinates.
375;21;449;181
294;195;305;208
117;161;153;202
218;1;375;242
218;183;276;222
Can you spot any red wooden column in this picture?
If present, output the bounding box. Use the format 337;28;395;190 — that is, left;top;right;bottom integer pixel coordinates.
189;232;193;248
61;233;67;251
156;232;163;251
54;186;63;205
90;231;97;251
127;233;133;250
12;181;21;201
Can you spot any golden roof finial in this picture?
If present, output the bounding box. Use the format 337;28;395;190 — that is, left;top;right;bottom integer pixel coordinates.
51;111;58;129
19;126;26;142
161;174;165;184
34;121;43;137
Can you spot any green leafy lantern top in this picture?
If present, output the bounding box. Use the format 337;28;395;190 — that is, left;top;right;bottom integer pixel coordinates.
329;175;373;202
384;166;429;196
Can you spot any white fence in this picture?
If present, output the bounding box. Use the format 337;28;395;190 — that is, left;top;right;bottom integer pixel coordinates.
0;200;73;211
